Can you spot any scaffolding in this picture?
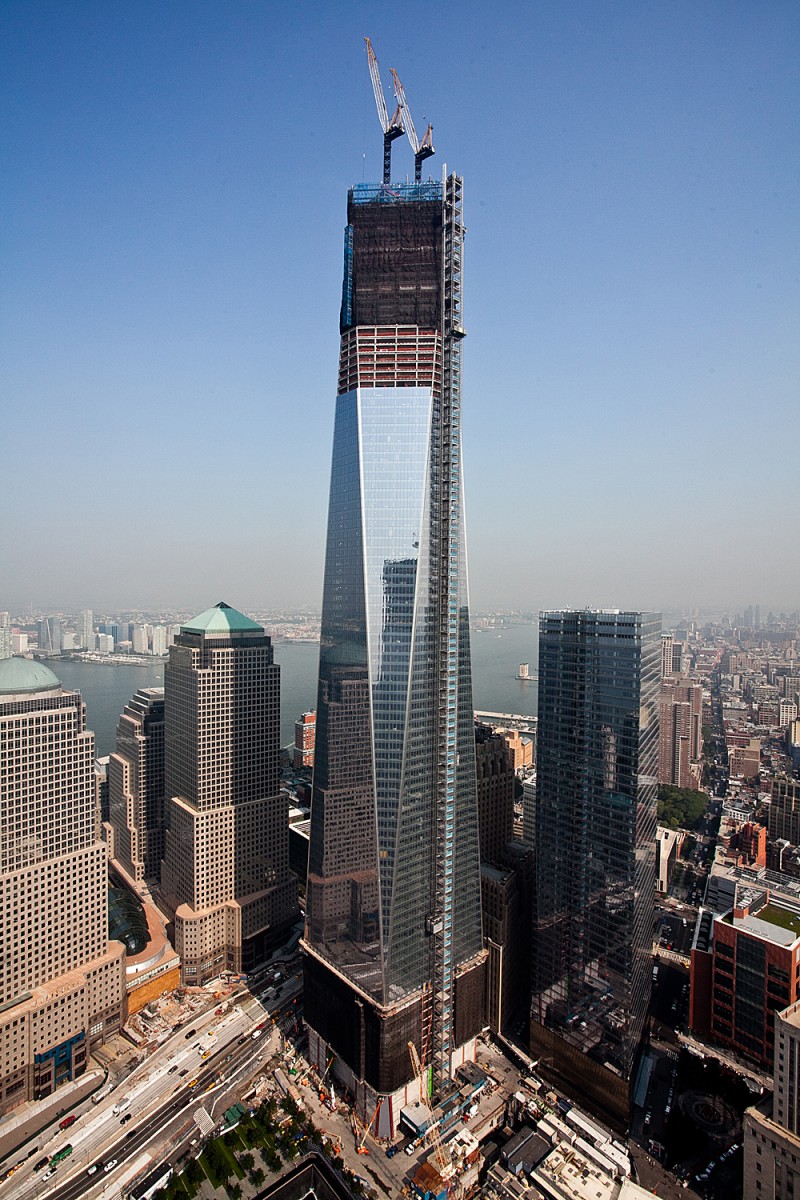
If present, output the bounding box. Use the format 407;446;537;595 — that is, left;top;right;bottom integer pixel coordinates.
349;181;442;205
429;172;466;1092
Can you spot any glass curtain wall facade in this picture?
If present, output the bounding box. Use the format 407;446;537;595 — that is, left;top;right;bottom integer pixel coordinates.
304;178;485;1103
530;610;660;1120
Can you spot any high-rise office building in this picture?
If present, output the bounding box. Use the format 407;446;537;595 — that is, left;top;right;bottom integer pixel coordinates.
0;613;11;661
108;687;166;882
132;624;149;654
160;603;297;984
475;723;525;1035
36;616;62;654
303;164;485;1135
769;777;800;846
151;625;167;657
0;657;125;1114
531;610;660;1126
744;999;800;1198
475;722;515;866
80;608;94;651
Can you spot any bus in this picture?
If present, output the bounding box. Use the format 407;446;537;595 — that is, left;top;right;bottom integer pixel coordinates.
50;1145;73;1166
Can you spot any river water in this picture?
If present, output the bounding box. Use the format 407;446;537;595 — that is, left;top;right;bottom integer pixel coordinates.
49;624;538;758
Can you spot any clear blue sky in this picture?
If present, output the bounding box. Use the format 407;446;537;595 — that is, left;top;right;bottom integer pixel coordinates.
2;1;798;615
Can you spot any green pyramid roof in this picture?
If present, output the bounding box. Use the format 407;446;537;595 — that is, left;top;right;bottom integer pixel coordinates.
181;602;263;636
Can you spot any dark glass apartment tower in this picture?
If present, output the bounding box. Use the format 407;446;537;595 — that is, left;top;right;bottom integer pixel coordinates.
303;177;485;1134
530;610;660;1128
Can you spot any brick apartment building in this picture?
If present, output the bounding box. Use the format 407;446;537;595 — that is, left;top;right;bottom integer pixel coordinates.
690;892;800;1070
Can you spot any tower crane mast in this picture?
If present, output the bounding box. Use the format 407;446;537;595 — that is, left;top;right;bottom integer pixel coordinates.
364;37;404;184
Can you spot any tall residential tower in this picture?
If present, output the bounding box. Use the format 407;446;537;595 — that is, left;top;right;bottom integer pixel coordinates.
531;610;660;1126
302;165;485;1133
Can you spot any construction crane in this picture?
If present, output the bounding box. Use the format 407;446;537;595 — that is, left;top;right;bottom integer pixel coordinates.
356;1099;381;1154
408;1041;452;1182
317;1054;334;1104
389;68;435;182
364;37;404;184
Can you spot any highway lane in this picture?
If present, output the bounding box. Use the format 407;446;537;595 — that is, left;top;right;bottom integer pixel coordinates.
10;971;300;1200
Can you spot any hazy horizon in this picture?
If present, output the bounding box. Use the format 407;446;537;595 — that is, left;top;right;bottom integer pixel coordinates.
2;598;795;628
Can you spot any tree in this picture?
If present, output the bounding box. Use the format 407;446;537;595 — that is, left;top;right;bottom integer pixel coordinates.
658;785;708;831
204;1141;231;1187
185;1158;204;1187
240;1151;254;1172
230;1185;242;1200
249;1166;266;1187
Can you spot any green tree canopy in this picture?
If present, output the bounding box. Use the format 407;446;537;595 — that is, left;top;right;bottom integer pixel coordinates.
658;785;707;831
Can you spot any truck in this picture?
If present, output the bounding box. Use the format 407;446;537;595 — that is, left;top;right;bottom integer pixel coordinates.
92;1083;114;1104
112;1097;131;1116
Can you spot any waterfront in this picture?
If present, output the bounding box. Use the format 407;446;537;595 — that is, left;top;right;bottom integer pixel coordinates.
46;624;538;757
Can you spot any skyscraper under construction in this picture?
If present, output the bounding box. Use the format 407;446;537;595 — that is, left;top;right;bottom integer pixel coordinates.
302;48;485;1137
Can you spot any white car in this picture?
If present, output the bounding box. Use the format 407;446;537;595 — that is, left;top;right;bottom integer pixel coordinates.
104;1159;118;1173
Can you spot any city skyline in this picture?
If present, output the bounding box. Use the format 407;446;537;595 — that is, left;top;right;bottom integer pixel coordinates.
2;2;798;614
1;10;799;1191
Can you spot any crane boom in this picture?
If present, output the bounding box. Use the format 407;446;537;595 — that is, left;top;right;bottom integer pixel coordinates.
364;37;404;184
390;68;435;182
364;36;388;130
390;68;418;152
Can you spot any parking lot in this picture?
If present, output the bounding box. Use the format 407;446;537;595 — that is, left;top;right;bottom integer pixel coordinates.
656;911;695;959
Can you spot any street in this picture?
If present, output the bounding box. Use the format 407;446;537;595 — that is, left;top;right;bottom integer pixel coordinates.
2;962;303;1199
